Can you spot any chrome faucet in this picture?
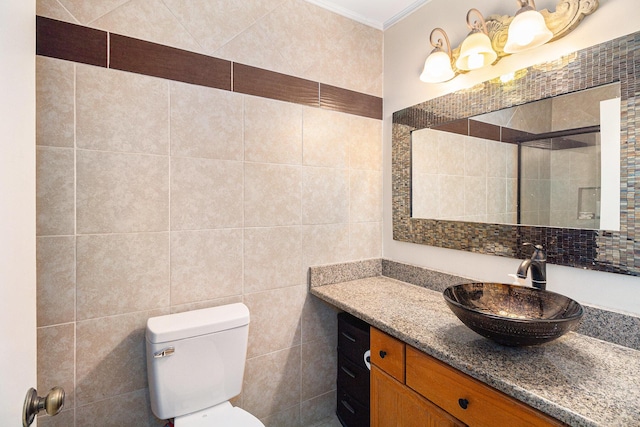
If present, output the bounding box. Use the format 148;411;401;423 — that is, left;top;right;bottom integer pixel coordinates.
516;243;547;290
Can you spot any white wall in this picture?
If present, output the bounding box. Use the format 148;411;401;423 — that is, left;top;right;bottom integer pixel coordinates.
383;0;640;315
0;0;36;423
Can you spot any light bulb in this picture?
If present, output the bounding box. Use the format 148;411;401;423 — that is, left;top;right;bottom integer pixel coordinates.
467;53;485;70
456;31;496;71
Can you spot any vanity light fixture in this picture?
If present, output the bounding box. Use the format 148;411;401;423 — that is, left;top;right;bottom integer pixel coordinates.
420;28;455;83
455;9;497;71
504;0;553;53
419;0;599;84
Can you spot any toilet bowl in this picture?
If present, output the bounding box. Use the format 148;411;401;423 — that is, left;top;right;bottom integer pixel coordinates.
174;402;263;427
146;303;265;427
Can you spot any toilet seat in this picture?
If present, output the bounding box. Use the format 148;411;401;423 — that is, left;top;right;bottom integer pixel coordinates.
174;402;264;427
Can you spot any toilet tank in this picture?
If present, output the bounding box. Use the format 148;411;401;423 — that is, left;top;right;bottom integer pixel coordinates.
146;303;250;420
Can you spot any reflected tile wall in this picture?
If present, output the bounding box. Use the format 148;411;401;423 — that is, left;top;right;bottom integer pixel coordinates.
35;11;382;422
413;129;517;222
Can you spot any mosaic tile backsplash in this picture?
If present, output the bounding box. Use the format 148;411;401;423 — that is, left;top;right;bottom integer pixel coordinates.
392;31;640;276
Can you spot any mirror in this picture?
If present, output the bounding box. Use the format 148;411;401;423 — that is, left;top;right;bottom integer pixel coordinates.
411;83;621;230
392;30;640;275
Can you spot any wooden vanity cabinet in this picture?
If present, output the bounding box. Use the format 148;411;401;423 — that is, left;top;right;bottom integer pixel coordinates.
370;327;565;427
371;365;465;427
370;327;405;382
406;347;565;427
370;328;461;427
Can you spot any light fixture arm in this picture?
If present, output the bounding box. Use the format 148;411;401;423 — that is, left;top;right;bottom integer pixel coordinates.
430;28;452;57
515;0;536;14
466;8;489;34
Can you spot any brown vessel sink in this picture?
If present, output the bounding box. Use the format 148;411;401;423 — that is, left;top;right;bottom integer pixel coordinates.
443;283;584;347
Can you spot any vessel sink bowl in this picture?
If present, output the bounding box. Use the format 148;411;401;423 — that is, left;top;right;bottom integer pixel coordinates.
443;283;584;346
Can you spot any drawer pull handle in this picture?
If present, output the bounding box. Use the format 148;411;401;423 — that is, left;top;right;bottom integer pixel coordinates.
341;400;356;414
340;366;356;378
458;398;469;410
379;350;387;359
341;332;356;342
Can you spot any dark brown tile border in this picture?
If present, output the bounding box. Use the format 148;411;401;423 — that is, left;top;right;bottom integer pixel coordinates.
110;34;231;91
233;63;319;107
432;118;468;136
36;16;107;67
502;127;531;144
431;118;502;141
469;119;500;142
35;16;382;119
320;84;383;120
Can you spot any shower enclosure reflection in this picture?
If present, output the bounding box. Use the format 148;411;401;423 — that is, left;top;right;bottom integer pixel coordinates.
411;83;621;230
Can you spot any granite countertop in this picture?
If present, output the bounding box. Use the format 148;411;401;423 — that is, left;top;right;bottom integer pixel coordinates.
311;276;640;427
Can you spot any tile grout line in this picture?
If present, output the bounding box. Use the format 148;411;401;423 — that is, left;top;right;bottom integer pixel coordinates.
72;59;78;425
167;80;172;310
106;32;110;69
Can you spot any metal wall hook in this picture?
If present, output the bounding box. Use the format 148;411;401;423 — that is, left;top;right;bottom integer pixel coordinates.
22;386;65;427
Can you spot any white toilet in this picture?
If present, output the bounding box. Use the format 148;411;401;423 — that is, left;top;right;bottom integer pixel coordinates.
146;303;265;427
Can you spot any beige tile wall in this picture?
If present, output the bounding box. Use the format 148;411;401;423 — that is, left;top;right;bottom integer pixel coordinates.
36;27;381;427
37;0;383;98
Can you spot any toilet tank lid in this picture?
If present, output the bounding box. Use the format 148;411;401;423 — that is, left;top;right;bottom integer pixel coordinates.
146;303;250;344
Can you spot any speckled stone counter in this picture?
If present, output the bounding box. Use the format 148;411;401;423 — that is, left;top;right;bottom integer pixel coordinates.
311;276;640;427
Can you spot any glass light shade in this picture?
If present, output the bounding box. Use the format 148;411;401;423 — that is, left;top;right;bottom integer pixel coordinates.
420;50;455;83
455;32;497;71
504;10;553;53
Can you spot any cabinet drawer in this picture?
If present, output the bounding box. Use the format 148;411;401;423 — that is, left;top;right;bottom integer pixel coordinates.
338;313;370;367
406;346;565;427
337;352;370;406
371;365;465;427
370;327;405;383
337;388;370;427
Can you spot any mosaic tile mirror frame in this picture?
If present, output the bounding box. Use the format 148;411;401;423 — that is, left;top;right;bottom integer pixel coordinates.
392;30;640;276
